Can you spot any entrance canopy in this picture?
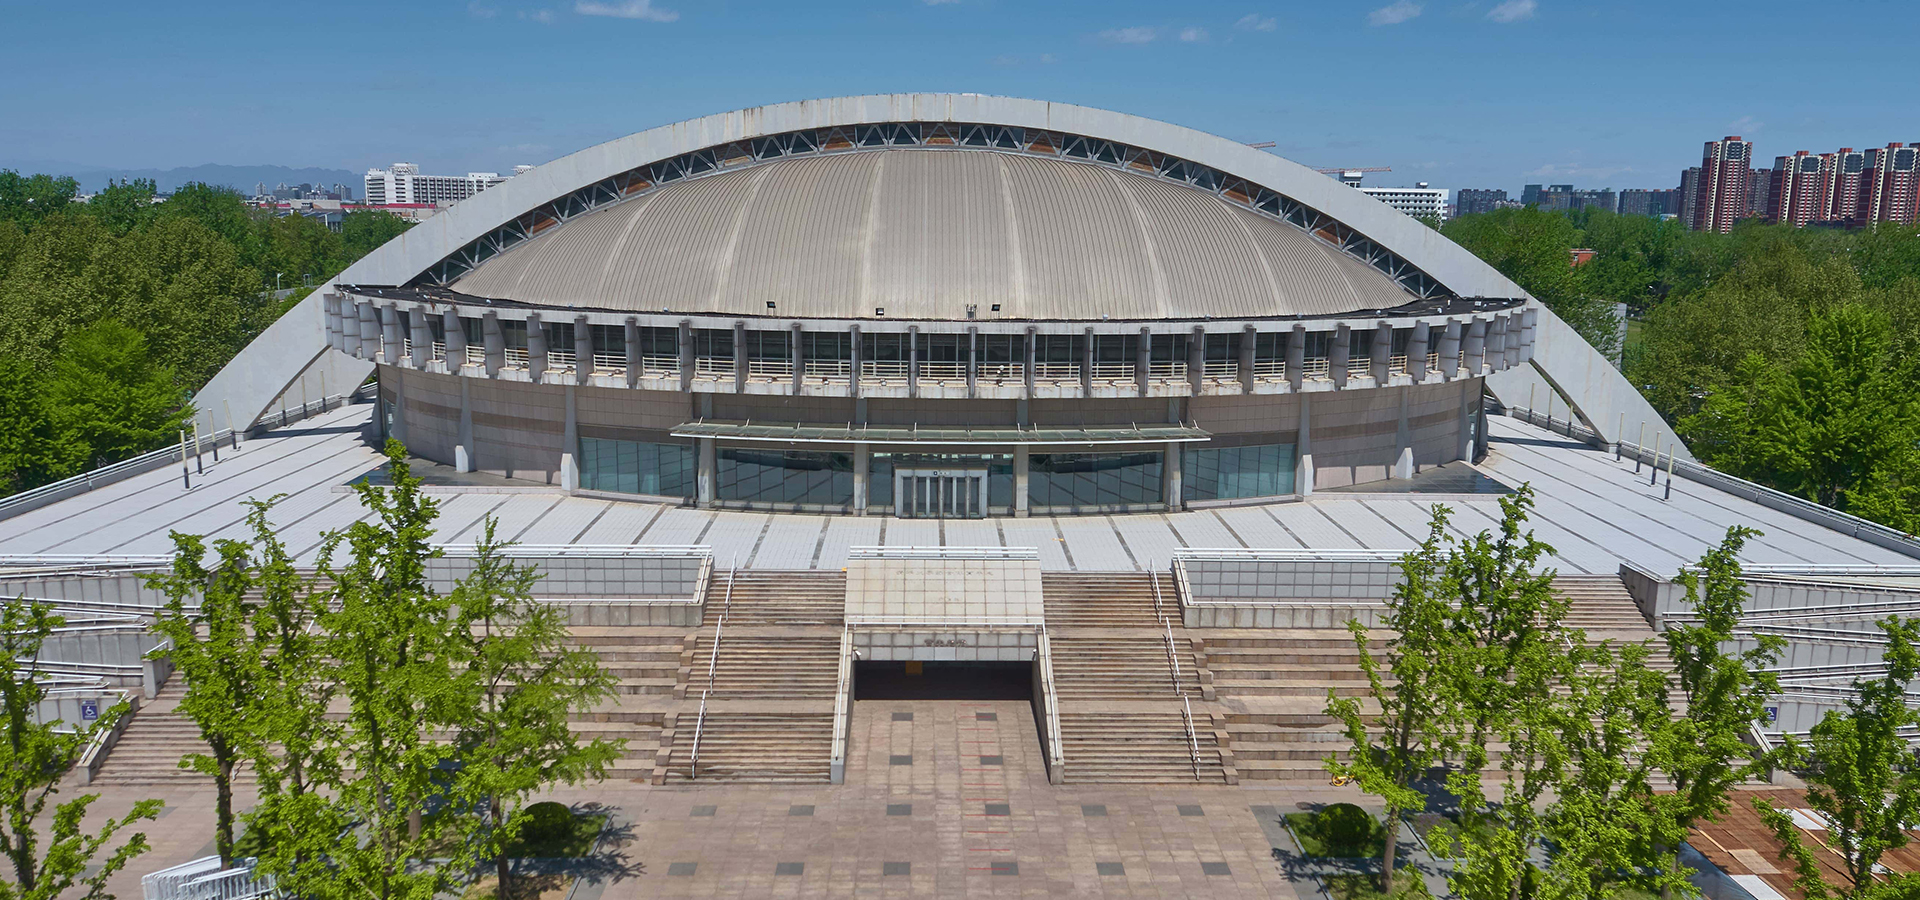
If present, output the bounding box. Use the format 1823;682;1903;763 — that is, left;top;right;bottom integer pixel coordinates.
671;420;1211;446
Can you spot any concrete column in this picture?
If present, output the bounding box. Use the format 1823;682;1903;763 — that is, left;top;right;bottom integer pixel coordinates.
790;322;804;393
1081;327;1094;394
732;321;746;393
1163;442;1183;511
1408;322;1430;381
1457;378;1474;463
456;376;474;473
445;310;466;368
575;315;592;385
1295;393;1314;497
624;317;640;387
966;326;978;398
852;441;870;515
1371;321;1392;384
697;437;716;507
1439;321;1463;379
1393;388;1414;480
1506;313;1524;368
483;312;504;378
1023;326;1037;397
341;298;360;357
1465;318;1487;374
1187;325;1205;394
1239;325;1257;392
1330;324;1352;388
1287;324;1305;391
410;310;431;369
323;294;340;351
379;305;401;364
389;367;408;446
358;302;378;360
849;324;862;398
908;325;920;397
1487;316;1507;372
561;384;579;491
1524;306;1539;363
678;320;694;393
528;314;548;379
1013;444;1030;518
1136;327;1151;397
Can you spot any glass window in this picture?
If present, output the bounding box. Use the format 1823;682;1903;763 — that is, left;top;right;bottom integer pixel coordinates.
980;334;1022;365
1183;443;1297;502
1350;328;1373;361
590;324;625;357
1029;452;1163;511
1149;333;1189;363
637;326;678;357
874;453;1014;512
578;438;695;498
545;322;575;352
427;315;446;342
717;449;854;507
915;332;966;363
802;331;852;362
692;328;733;360
1093;334;1138;363
1033;333;1085;364
861;332;908;362
742;329;789;361
463;317;484;346
1253;331;1283;362
500;319;528;350
1203;333;1240;362
1304;330;1330;360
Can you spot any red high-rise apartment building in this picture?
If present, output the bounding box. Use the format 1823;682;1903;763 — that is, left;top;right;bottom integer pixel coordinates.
1690;136;1752;232
1766;144;1918;226
1770;151;1827;226
1862;143;1919;224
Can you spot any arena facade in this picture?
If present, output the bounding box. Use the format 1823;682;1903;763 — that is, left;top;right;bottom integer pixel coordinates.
193;94;1678;516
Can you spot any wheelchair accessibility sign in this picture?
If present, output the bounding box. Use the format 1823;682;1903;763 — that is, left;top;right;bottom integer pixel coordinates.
80;700;99;721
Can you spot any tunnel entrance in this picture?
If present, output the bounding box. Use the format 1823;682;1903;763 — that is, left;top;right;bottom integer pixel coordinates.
854;660;1033;700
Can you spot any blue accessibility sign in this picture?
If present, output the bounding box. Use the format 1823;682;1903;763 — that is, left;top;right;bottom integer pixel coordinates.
80;700;99;721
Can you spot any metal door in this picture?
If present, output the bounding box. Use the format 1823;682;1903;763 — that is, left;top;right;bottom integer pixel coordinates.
895;468;989;518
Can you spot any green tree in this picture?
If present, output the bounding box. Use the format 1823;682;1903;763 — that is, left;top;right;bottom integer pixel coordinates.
0;599;160;900
451;520;621;897
86;180;157;235
149;528;269;866
1444;206;1621;359
0;359;62;495
1756;617;1920;900
44;321;190;474
341;210;413;260
0;172;78;228
1326;505;1459;895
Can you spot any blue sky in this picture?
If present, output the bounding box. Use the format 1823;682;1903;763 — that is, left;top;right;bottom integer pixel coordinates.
6;0;1918;195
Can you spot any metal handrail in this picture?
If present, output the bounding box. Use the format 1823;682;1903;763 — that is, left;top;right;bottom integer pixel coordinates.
1031;362;1079;381
746;359;793;378
1202;360;1237;379
1251;358;1286;378
1153;572;1205;778
978;362;1023;381
694;357;734;377
591;352;624;373
1088;361;1134;381
1148;361;1187;379
860;360;909;380
804;359;852;378
548;349;576;369
465;345;485;366
919;361;967;381
1389;354;1408;374
502;347;529;368
640;354;680;375
686;564;736;780
1301;357;1331;379
430;341;446;360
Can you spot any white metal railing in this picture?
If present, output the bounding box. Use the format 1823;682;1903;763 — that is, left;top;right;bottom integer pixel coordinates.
919;361;966;381
978;362;1023;381
827;628;855;783
548;349;576;369
1426;351;1440;374
1202;360;1237;379
1301;357;1331;380
861;360;909;380
436;544;711;559
1152;573;1204;778
640;355;680;376
1148;361;1187;380
592;352;624;373
401;337;413;358
1031;362;1079;381
1172;547;1403;561
142;856;277;900
804;359;852;379
1035;630;1067;782
503;348;529;368
848;545;1039;560
1088;361;1135;381
1251;358;1286;378
686;565;736;780
694;357;734;378
431;341;446;360
465;344;485;366
747;359;793;378
1389;354;1408;374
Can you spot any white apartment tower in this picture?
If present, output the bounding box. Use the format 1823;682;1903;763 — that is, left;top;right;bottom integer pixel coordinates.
364;162;525;206
1356;181;1450;224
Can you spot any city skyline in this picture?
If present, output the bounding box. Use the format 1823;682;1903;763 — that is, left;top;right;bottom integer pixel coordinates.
7;0;1919;197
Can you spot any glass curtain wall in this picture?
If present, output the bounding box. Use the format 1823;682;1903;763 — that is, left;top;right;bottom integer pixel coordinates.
1183;443;1297;502
1029;452;1163;511
868;453;1013;513
717;449;854;508
579;438;696;497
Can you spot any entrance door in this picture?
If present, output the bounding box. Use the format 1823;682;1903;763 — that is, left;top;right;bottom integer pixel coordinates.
895;468;989;518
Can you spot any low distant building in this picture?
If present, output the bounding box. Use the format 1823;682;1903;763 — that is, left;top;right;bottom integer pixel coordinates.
364;162;527;207
1357;182;1450;223
1456;188;1508;217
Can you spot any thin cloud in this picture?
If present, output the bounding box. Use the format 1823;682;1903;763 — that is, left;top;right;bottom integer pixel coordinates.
1234;14;1278;31
575;0;678;22
924;0;963;4
1486;0;1535;23
467;1;499;17
1730;115;1764;135
1179;26;1208;42
520;8;556;23
990;53;1058;67
1368;1;1423;25
1096;26;1157;44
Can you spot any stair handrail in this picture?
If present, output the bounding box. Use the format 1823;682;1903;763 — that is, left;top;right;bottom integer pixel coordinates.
1181;696;1204;780
686;564;736;780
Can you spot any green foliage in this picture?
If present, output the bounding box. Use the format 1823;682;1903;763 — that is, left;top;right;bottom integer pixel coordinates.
502;803;603;859
0;359;61;495
1757;617;1920;900
43;321;191;474
0;172;78;228
1286;808;1386;858
0;599;160;900
1325;872;1433;900
1443;207;1621;359
86;180;158;235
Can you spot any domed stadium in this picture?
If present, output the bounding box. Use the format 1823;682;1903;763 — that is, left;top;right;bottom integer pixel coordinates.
301;95;1597;516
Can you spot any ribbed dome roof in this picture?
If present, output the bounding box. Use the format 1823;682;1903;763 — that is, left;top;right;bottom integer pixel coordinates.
451;148;1417;320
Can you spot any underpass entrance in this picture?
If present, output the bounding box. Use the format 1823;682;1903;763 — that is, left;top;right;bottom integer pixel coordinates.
854;660;1033;700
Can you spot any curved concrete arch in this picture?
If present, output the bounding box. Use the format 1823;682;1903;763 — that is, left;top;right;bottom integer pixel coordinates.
193;93;1686;458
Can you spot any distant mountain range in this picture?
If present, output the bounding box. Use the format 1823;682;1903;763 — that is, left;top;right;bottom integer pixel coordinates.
2;160;361;196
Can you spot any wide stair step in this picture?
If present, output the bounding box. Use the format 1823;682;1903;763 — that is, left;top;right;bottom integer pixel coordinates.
659;713;833;783
706;571;846;626
1059;711;1230;784
1042;573;1178;629
1050;636;1192;701
689;635;840;700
